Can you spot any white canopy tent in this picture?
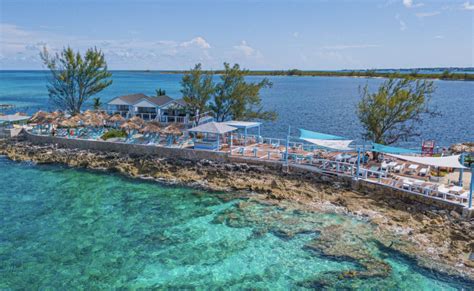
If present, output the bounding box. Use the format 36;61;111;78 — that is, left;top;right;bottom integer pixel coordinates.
301;138;354;151
386;153;467;169
188;122;237;135
0;114;30;123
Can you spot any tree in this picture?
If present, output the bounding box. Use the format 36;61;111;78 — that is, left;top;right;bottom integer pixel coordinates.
40;46;112;114
210;63;276;122
92;97;102;110
357;78;438;152
180;64;215;122
155;88;166;96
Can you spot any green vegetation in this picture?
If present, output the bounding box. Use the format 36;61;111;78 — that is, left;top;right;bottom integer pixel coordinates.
357;78;438;150
155;88;167;96
101;129;127;140
166;69;474;81
92;97;102;110
181;64;215;123
180;63;277;122
40;47;113;114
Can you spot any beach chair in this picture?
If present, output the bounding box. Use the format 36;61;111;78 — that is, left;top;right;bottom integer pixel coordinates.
407;164;419;175
381;161;389;171
419;166;430;176
458;191;469;204
393;163;405;173
436;185;451;199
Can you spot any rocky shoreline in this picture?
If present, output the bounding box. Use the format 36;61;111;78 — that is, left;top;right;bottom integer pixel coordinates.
1;139;473;284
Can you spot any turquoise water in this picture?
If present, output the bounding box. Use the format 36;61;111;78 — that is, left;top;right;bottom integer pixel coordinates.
0;156;471;289
1;71;473;147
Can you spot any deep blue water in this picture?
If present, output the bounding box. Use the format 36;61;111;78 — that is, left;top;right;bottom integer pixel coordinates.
0;70;472;147
1;157;472;289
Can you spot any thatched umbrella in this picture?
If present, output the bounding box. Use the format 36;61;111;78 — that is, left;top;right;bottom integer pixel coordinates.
147;120;162;127
82;110;95;117
29;111;49;124
162;124;182;136
129;116;145;126
109;114;126;123
120;121;141;132
141;123;162;134
83;115;103;127
59;118;78;128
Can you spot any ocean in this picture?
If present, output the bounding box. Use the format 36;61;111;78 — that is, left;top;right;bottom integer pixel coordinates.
0;157;471;289
1;70;473;147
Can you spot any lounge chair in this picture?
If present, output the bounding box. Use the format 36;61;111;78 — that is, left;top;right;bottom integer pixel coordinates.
381;161;389;171
419;166;430;176
393;163;405;173
436;185;451;199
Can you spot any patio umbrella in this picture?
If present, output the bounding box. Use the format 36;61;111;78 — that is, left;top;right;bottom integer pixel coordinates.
129;116;145;126
109;114;126;123
141;123;162;133
162;125;182;136
83;115;103;127
120;121;141;131
147;120;162;127
29;111;49;124
59;118;78;128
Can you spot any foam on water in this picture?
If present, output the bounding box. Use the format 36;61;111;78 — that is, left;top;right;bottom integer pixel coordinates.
0;157;470;289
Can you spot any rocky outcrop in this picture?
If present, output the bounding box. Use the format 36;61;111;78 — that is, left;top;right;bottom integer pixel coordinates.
1;140;473;282
450;142;474;154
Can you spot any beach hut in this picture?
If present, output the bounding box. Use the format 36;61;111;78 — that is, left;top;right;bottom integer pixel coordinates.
188;122;237;151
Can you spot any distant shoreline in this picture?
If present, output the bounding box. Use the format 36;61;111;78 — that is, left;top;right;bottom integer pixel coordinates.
1;69;473;81
159;70;474;81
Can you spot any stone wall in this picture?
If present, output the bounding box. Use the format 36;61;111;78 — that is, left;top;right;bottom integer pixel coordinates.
24;131;470;216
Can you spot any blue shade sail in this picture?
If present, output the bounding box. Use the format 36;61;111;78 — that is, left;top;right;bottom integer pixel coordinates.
371;143;421;154
299;128;345;140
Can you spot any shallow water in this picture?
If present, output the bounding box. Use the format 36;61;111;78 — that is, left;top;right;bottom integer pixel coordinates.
0;157;471;289
0;71;473;147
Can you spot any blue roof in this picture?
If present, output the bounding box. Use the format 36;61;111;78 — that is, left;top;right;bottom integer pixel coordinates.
371;143;421;154
299;128;345;140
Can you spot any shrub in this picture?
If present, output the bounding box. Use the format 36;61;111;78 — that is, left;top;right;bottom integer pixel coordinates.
101;129;127;140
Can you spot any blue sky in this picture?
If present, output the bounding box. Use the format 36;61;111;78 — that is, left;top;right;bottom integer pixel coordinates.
0;0;473;70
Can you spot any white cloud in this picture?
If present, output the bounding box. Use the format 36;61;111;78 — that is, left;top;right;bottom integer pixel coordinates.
180;36;211;49
395;14;407;31
415;11;440;17
463;1;474;10
403;0;424;8
0;23;214;69
434;35;444;39
233;40;257;57
292;32;299;38
321;44;380;50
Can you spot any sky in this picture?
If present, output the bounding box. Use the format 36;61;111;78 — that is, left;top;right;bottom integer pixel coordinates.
0;0;473;70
